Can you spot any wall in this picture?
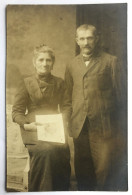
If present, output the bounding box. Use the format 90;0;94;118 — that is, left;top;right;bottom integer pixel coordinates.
6;5;76;103
76;4;127;62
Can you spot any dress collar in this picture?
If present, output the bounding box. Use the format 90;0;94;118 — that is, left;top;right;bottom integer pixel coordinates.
36;73;52;82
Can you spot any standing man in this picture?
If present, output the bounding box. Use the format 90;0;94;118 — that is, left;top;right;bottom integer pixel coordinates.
63;24;126;191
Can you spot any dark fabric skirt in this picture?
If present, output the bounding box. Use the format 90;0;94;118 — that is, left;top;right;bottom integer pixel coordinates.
26;141;71;192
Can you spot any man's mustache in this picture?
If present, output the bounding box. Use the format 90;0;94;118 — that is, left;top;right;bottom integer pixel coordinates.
83;46;91;49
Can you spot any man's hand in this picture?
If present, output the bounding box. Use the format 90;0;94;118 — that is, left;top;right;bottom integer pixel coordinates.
24;122;43;131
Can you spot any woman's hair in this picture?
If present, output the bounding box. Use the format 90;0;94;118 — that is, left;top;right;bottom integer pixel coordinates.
33;44;55;63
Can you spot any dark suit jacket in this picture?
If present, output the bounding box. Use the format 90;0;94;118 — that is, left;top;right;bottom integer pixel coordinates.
63;51;124;138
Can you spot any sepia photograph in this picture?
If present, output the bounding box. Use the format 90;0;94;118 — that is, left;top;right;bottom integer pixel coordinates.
6;3;127;192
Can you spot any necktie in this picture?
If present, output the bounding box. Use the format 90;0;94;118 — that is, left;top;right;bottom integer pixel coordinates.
83;56;91;62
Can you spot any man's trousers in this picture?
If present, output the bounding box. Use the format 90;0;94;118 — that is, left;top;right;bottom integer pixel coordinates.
73;118;127;191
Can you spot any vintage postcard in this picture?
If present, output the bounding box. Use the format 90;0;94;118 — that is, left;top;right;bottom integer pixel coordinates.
6;3;127;192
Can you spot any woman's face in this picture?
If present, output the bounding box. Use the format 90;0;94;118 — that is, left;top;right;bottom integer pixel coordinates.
34;52;53;75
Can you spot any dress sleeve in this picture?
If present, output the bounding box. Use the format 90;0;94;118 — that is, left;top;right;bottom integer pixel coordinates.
12;80;29;127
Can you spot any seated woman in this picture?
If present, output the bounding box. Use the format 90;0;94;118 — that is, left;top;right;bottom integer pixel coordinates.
12;45;71;192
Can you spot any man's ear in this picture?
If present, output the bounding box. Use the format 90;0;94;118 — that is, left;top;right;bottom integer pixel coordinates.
95;35;99;43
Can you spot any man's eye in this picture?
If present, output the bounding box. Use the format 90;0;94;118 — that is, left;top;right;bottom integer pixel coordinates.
80;38;84;41
47;59;51;62
88;37;94;41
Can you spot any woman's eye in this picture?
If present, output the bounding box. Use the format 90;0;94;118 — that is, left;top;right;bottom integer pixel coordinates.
38;59;44;62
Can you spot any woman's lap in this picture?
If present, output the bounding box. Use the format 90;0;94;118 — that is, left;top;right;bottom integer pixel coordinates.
26;141;71;191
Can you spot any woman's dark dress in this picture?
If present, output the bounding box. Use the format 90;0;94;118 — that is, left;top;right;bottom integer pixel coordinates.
12;74;71;191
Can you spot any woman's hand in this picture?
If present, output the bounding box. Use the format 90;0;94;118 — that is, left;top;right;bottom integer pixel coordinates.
24;122;42;131
24;122;37;131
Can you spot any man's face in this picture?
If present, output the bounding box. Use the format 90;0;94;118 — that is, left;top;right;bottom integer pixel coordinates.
76;29;98;55
34;52;53;75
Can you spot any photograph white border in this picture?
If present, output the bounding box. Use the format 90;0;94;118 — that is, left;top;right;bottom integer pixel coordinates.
0;0;131;194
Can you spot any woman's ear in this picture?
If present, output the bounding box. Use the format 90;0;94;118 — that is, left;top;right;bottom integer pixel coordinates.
76;37;79;46
51;64;54;70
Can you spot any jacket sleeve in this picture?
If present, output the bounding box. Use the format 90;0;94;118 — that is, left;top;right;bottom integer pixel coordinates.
111;56;127;134
12;80;30;127
58;80;65;113
62;65;73;131
111;56;126;108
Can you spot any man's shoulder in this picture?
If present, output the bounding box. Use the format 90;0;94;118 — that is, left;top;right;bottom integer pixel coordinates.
70;54;81;63
100;51;117;61
66;54;81;69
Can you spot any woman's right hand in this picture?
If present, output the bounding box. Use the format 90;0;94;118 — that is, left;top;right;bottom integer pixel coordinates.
24;122;43;131
24;122;37;131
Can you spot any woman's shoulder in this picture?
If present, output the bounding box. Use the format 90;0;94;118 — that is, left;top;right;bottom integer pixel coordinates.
52;75;64;84
23;74;36;82
51;75;65;92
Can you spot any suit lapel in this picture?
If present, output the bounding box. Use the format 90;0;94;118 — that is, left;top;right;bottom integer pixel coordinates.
76;54;88;77
77;54;100;77
85;56;99;74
